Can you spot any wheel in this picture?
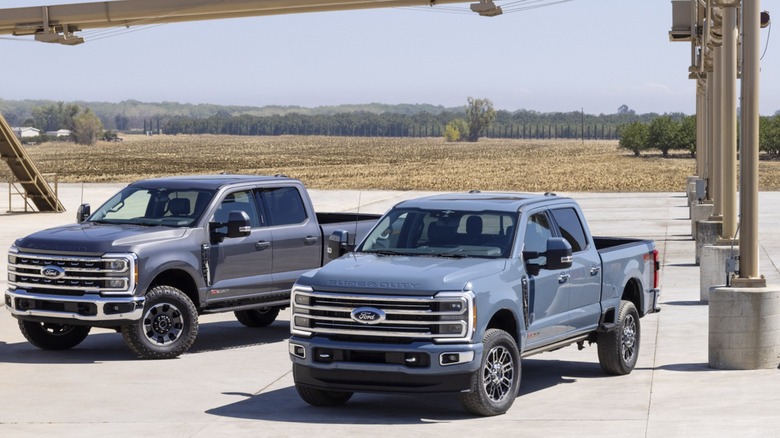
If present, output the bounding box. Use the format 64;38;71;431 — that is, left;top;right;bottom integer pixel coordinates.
18;321;90;350
597;300;640;375
293;366;353;406
234;307;280;327
121;285;198;359
460;328;521;416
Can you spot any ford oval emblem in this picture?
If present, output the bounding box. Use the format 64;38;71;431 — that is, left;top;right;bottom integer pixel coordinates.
350;307;386;325
41;265;66;279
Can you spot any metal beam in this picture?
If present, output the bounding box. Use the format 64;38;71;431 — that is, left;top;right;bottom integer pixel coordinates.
0;0;474;38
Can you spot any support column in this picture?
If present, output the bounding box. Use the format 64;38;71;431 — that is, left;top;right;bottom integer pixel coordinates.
737;0;762;282
709;0;779;371
710;46;723;219
720;6;738;241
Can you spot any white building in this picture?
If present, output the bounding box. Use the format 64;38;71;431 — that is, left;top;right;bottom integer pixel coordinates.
44;129;72;137
12;127;41;138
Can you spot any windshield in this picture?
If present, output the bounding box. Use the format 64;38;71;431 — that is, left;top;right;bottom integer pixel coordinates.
89;186;215;228
357;207;518;258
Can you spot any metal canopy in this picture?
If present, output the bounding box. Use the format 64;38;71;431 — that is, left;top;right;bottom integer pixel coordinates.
0;0;480;44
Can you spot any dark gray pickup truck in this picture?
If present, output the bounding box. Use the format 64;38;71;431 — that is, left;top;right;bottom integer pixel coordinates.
5;174;379;359
289;191;660;415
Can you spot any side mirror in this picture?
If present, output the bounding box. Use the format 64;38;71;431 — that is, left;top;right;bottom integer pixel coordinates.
226;211;251;238
544;237;573;270
327;230;352;260
76;203;91;223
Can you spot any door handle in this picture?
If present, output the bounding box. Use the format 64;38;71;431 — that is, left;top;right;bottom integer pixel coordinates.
590;265;601;276
255;241;271;251
558;273;570;284
303;236;319;245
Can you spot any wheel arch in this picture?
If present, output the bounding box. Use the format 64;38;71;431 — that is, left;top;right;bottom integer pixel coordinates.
148;268;200;311
485;308;520;347
621;276;644;317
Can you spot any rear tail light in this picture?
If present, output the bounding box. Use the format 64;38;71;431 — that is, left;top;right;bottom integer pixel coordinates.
652;249;660;289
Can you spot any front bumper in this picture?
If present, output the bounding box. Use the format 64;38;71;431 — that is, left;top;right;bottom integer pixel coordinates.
5;288;145;323
289;336;483;394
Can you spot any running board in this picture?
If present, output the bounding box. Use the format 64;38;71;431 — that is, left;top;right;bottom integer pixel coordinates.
521;334;590;358
201;299;288;314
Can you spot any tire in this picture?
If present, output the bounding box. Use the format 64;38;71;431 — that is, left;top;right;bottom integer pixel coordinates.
460;328;522;416
234;307;280;328
121;285;198;359
597;300;640;375
18;321;91;350
293;366;353;407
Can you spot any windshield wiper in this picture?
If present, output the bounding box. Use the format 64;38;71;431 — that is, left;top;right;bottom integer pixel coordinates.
363;249;406;256
435;252;468;258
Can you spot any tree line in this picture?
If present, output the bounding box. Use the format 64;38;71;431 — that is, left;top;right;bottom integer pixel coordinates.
619;113;780;158
2;98;672;141
7;98;780;156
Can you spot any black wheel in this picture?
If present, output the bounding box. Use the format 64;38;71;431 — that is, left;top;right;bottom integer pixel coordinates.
597;300;640;375
293;366;353;406
18;321;91;350
234;307;280;328
460;328;521;416
121;285;198;359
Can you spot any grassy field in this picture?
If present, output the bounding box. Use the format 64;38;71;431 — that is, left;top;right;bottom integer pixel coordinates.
5;135;780;192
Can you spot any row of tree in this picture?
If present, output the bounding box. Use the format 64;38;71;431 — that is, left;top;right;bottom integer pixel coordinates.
3;98;678;139
619;114;780;158
14;102;104;145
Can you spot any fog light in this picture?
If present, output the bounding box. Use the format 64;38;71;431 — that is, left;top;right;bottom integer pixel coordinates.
440;351;475;366
289;343;306;359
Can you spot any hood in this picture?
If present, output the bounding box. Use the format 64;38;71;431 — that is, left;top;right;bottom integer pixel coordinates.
301;253;508;296
14;223;188;255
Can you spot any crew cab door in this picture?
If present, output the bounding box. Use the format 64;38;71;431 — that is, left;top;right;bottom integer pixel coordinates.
522;210;570;349
207;189;273;301
258;186;321;293
550;206;602;333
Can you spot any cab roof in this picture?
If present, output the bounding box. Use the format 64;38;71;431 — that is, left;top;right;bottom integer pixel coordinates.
127;174;296;191
393;192;573;212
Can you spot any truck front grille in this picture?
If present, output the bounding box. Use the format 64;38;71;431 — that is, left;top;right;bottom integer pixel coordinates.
8;250;136;296
291;288;474;343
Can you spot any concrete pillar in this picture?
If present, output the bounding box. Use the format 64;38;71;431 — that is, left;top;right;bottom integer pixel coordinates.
709;286;780;369
700;244;738;302
691;202;714;238
696;219;721;265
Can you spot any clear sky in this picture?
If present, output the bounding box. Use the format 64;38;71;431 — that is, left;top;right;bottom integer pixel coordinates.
0;0;777;115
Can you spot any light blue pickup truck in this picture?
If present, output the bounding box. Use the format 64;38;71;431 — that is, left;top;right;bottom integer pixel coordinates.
289;191;660;416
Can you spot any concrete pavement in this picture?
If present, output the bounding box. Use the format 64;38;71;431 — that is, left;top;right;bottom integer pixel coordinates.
1;183;778;437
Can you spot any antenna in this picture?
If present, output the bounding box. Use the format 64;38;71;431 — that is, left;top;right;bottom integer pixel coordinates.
353;191;363;246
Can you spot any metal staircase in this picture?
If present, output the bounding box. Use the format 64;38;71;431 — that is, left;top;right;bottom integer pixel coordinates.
0;113;65;212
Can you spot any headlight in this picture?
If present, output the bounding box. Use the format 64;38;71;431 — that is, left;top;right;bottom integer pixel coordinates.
105;259;127;271
8;246;18;265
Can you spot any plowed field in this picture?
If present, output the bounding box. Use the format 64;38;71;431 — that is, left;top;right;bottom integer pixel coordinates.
6;135;780;191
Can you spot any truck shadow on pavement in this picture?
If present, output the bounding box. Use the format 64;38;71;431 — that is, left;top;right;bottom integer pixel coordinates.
0;320;290;364
205;358;610;423
208;388;471;424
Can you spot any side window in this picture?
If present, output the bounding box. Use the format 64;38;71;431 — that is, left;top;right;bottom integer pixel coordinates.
551;207;587;253
261;187;308;226
212;190;261;228
523;212;553;264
